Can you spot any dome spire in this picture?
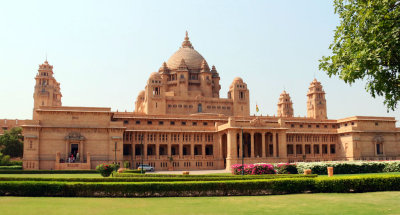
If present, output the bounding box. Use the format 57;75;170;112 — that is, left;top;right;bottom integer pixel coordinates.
181;31;194;49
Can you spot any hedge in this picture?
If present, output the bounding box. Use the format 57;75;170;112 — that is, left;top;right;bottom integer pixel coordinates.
0;175;399;197
0;174;317;183
296;161;400;175
0;166;23;170
0;170;98;174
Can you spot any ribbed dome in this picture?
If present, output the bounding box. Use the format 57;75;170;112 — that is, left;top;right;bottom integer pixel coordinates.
167;47;206;70
166;32;207;70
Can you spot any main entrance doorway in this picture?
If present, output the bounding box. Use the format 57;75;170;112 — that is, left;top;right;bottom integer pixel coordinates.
71;144;78;157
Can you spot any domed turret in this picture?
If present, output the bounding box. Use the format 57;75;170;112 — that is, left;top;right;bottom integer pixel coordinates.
277;90;294;117
307;78;327;119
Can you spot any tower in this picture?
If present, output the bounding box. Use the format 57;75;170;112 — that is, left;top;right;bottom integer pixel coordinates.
33;60;62;119
307;78;327;119
228;77;250;116
277;90;294;117
211;65;221;98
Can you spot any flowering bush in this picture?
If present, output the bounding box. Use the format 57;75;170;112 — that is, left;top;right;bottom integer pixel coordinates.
275;163;298;174
96;163;115;177
231;164;276;175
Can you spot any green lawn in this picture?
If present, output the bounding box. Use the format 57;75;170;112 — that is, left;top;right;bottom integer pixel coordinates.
0;192;399;215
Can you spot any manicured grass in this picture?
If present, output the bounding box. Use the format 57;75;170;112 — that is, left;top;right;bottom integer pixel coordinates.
1;192;399;215
0;174;101;178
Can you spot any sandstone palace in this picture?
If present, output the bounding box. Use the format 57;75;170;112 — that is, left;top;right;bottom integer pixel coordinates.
2;33;400;171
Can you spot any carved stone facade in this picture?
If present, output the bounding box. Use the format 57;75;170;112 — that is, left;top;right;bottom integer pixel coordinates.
4;32;398;170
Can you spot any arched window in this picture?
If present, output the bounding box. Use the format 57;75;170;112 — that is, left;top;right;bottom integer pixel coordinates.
197;104;202;113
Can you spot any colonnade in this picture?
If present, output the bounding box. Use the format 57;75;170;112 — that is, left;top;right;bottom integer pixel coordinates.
221;129;283;159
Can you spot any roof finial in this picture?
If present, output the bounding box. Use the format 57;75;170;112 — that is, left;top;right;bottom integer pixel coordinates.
182;31;193;49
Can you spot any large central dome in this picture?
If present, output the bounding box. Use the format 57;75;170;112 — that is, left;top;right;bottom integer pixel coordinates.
166;32;207;70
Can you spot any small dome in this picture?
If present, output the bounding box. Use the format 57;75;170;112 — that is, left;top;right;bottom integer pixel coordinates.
149;72;161;79
233;77;243;83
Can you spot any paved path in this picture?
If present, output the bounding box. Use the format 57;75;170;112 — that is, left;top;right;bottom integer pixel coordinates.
147;169;230;175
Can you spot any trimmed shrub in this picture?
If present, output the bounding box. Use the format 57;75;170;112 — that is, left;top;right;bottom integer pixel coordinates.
7;161;22;166
0;155;10;166
0;166;22;170
0;175;399;197
96;163;115;177
0;174;317;183
383;161;400;172
275;163;298;174
296;161;400;175
119;169;143;174
0;170;97;174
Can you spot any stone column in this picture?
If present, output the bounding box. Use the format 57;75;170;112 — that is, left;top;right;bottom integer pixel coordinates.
65;140;69;159
261;132;266;158
167;142;171;156
227;131;233;159
179;142;183;159
250;132;255;158
156;141;160;159
272;132;277;157
202;143;206;159
191;143;195;159
239;131;243;158
219;135;223;159
143;142;148;159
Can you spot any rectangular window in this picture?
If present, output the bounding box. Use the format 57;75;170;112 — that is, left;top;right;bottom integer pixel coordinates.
205;145;213;155
305;144;311;154
330;144;336;154
192;122;197;126
287;145;294;154
159;121;164;125
147;121;152;125
376;143;383;155
313;145;320;154
203;122;208;126
123;144;132;155
296;145;302;154
135;120;140;125
322;144;328;154
181;121;186;125
170;121;175;125
123;120;129;124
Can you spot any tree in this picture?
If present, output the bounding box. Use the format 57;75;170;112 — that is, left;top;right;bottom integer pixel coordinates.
0;127;23;157
319;0;400;110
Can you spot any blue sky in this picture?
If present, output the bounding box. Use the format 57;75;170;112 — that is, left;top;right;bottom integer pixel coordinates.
0;0;399;123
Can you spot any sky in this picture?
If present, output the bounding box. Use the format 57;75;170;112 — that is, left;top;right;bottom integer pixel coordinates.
0;0;399;124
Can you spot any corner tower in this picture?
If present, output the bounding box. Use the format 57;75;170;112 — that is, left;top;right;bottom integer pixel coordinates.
228;77;250;116
307;78;327;119
277;90;293;117
33;60;62;119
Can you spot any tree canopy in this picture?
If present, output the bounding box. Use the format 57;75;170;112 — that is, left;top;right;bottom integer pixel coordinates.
0;127;23;157
319;0;400;110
